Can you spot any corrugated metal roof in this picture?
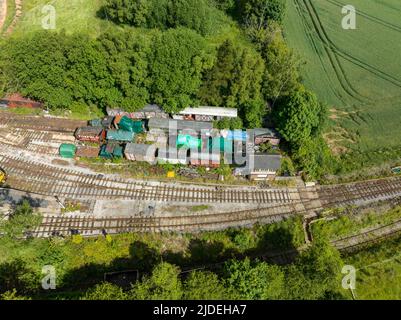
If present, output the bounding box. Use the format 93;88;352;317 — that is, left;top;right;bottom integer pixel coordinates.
106;130;135;141
125;143;156;156
148;118;213;132
76;126;103;136
246;154;282;172
179;107;238;118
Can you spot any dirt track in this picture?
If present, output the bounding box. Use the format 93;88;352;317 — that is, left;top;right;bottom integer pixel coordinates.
0;0;7;32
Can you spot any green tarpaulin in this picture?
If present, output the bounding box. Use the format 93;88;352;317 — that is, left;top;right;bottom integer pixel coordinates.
177;135;202;149
119;116;144;133
99;145;113;159
59;144;77;158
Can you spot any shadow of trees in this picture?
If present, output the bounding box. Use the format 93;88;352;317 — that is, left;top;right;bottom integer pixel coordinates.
0;188;47;211
0;223;300;299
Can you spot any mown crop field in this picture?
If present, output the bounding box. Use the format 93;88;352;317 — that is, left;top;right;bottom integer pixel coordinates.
284;0;401;155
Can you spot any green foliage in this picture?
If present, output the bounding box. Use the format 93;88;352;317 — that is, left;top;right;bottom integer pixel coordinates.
149;28;212;113
0;289;30;300
224;258;285;299
0;201;42;239
183;271;234;300
256;216;305;249
214;117;243;130
278;156;296;176
199;39;265;127
238;0;287;27
103;0;227;36
131;262;183;299
284;238;344;300
274;87;322;147
258;27;302;101
83;282;128;300
293;136;335;181
97;30;151;110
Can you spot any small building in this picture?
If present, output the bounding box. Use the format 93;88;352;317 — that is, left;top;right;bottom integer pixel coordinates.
115;116;144;133
107;105;169;120
148;118;213;135
75;146;100;158
100;116;114;129
190;149;220;168
59;144;77;159
124;143;157;164
106;130;135;142
234;154;282;180
0;93;43;109
99;144;123;159
157;147;188;165
89;119;102;127
75;127;105;143
173;106;238;122
248;128;281;146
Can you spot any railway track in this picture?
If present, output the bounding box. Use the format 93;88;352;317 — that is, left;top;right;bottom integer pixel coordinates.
332;218;401;252
32;203;307;237
0;152;298;204
0;112;86;133
318;178;401;208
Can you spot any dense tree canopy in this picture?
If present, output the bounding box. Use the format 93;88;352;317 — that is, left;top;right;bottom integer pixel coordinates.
238;0;287;27
199;39;266;127
273;87;324;147
149;28;213;113
103;0;227;36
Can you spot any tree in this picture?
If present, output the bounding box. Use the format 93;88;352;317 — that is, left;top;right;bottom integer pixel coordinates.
199;39;265;127
224;258;285;299
130;262;183;300
183;271;235;300
0;200;42;239
273;87;323;147
239;0;287;28
149;28;212;113
103;0;150;26
259;28;302;101
83;282;128;300
103;0;227;36
285;238;345;300
98;31;151;110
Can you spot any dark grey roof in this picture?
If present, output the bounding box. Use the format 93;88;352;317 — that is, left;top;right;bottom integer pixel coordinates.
76;126;103;135
125;143;156;156
148;118;213;132
249;153;282;171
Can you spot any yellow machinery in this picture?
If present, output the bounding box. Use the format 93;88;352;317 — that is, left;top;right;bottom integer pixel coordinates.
0;168;6;184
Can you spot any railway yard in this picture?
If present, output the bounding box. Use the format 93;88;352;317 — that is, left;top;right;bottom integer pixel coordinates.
2;111;401;251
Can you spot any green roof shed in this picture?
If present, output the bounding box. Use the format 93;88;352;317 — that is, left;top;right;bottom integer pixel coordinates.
119;116;144;133
59;144;77;158
107;130;135;142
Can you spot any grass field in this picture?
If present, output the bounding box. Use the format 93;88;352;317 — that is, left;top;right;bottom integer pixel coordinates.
284;0;401;155
10;0;117;37
345;235;401;299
